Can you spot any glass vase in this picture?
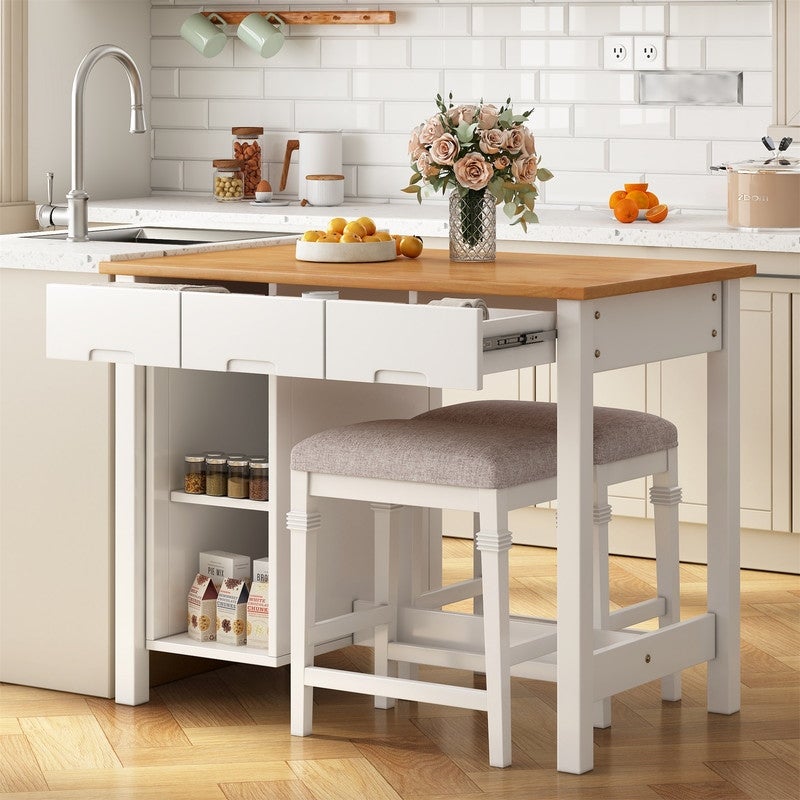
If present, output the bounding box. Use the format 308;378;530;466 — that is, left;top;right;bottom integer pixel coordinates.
449;188;496;262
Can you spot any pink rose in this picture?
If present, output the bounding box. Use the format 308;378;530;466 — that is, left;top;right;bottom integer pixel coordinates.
416;151;440;178
478;104;499;130
459;105;477;124
511;154;538;183
408;124;426;161
430;133;460;165
479;129;505;155
521;127;536;157
493;155;510;171
453;151;493;190
504;127;525;154
419;115;445;145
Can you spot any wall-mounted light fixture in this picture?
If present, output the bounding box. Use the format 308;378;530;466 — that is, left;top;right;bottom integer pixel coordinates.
180;10;396;59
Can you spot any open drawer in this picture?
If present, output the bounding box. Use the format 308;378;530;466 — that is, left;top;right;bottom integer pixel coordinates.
181;292;325;378
46;283;183;367
325;300;556;389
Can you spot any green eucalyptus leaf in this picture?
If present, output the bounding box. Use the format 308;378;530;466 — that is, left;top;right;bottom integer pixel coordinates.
503;201;516;218
536;167;555;182
401;185;421;194
455;121;478;143
410;172;423;184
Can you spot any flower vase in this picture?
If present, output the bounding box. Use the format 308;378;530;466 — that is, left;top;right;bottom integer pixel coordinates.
449;189;496;262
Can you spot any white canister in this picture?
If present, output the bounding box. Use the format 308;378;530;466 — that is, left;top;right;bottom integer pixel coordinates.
305;174;344;206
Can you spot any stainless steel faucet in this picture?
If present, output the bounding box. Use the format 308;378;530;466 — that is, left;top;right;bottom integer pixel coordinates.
37;44;147;241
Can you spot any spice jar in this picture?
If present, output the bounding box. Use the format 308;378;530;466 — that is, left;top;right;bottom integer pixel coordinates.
227;457;250;499
232;127;264;198
206;456;228;496
184;454;206;494
249;459;269;501
212;159;244;201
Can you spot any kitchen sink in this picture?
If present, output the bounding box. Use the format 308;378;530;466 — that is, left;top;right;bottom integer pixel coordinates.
25;226;289;245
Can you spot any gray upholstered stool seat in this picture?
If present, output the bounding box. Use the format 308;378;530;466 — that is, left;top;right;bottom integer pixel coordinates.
290;401;677;489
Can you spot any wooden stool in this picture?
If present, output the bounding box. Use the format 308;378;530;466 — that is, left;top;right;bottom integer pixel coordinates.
287;401;681;767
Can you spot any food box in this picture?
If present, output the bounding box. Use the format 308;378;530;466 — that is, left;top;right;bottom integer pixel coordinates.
216;578;249;646
199;550;250;589
295;238;396;263
187;573;217;642
252;557;269;584
246;581;270;648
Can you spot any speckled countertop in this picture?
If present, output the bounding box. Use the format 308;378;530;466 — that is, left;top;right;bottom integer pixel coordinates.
1;195;798;275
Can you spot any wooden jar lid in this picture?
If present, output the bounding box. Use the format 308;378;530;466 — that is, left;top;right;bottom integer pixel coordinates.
305;174;345;181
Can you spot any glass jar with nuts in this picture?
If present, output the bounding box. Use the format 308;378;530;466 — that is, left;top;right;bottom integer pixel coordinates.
212;159;245;201
184;454;206;494
232;127;263;199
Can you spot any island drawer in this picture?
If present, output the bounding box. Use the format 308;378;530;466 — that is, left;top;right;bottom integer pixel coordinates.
181;292;325;378
46;283;181;367
325;300;556;390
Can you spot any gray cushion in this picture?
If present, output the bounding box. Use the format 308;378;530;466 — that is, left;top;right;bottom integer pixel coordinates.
290;401;677;490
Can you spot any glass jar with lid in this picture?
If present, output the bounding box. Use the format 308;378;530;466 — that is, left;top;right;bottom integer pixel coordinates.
249;458;269;501
227;457;250;499
184;454;206;494
232;127;264;198
212;159;245;201
206;455;228;496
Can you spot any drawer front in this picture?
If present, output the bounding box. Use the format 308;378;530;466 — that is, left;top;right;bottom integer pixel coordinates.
46;284;181;367
326;300;556;389
181;293;325;378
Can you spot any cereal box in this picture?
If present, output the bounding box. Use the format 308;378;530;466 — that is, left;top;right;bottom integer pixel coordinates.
199;550;251;589
187;573;217;642
246;581;269;648
252;557;269;584
216;577;249;646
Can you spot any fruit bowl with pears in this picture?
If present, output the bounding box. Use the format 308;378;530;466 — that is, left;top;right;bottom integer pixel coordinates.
295;216;423;263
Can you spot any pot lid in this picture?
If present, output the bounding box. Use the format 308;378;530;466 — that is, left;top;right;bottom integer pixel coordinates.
722;157;800;174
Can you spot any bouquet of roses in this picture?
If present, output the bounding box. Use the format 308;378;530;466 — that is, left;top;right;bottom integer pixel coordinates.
403;93;553;231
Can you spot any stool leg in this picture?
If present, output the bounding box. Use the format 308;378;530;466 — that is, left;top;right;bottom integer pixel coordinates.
287;470;322;737
473;512;484;617
592;485;612;729
650;453;682;703
371;502;403;709
477;492;513;768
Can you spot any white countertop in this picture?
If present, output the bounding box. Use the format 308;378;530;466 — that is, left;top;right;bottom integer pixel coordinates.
2;195;798;275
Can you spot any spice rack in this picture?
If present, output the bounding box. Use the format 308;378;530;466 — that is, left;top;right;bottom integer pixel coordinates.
170;490;271;512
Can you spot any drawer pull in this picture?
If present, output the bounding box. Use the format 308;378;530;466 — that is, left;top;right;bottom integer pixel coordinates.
483;329;556;352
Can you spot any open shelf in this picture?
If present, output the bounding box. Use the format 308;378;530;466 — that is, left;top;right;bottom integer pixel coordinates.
147;632;289;667
170;489;271;512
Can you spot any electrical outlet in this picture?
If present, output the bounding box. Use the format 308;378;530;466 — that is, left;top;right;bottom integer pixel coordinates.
634;35;666;70
603;35;633;70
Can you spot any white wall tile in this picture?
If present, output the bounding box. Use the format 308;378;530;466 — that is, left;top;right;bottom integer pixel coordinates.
266;69;349;99
705;37;771;71
183;160;212;193
323;38;408;68
473;5;565;35
384;102;434;133
180;69;263;98
609;139;709;173
569;4;665;34
665;38;704;70
356;165;415;199
151;159;183;191
675;106;772;140
644;173;726;210
575;106;672;138
354;69;441;100
386;7;469;36
711;140;770;165
507;38;600;69
151;7;198;36
540;72;636;103
443;71;534;104
150;98;208;129
208;99;293;131
669;2;771;36
343;134;409;165
295;101;382;131
151;69;179;98
742;72;773;106
234;37;321;68
151;37;234;68
530;105;572;136
542;171;634;206
412;38;503;69
154;129;230;159
537;137;607;171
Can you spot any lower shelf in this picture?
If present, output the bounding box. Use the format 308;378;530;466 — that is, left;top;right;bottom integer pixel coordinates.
147;633;289;667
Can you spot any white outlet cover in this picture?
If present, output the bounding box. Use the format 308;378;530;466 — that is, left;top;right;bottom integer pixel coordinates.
603;35;634;70
634;36;666;71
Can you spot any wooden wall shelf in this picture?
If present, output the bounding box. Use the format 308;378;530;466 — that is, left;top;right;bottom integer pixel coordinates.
201;10;396;26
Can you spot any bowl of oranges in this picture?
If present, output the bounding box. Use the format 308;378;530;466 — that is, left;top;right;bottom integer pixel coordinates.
295;216;423;263
609;184;668;224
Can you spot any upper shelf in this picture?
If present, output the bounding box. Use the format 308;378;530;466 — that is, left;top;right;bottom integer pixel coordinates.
201;10;396;25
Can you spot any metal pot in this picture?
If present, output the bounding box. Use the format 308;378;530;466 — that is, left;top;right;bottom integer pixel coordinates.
714;156;800;230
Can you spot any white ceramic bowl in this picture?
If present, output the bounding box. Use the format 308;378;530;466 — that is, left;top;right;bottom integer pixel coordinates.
255;191;273;202
295;238;396;263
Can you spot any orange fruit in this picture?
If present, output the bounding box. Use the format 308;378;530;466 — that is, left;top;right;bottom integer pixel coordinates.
645;204;668;223
399;235;423;258
362;234;381;242
340;232;363;243
645;191;659;209
608;190;627;209
624;182;648;192
374;230;392;242
391;234;404;255
327;217;347;234
625;190;650;210
342;221;367;238
355;216;377;236
613;197;639;224
301;229;325;242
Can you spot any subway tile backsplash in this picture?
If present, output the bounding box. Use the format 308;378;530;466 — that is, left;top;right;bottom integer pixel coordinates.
149;0;773;211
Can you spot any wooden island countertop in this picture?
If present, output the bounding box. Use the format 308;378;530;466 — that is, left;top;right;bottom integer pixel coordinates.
99;244;756;300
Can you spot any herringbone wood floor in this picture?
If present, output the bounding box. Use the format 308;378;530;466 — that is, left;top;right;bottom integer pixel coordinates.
2;539;798;800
